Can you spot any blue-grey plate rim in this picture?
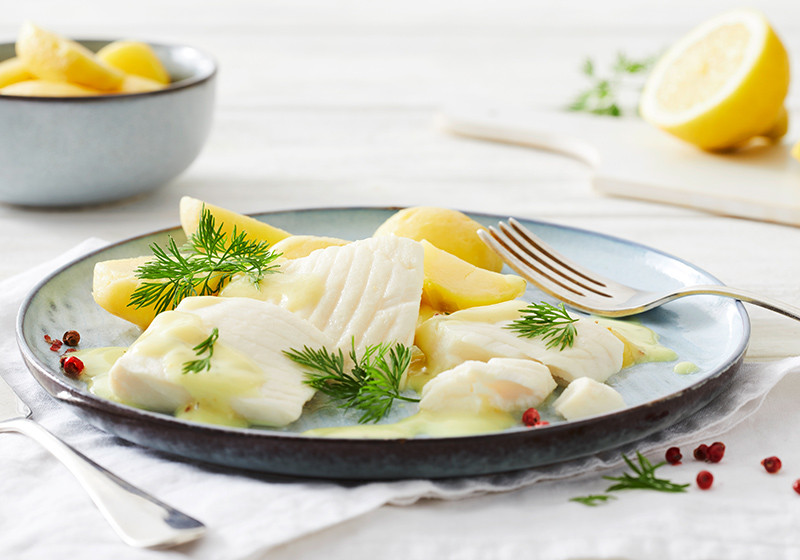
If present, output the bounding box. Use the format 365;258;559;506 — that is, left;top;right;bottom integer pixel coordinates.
16;206;750;480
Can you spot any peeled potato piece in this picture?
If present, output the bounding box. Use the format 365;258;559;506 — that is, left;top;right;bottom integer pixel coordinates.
0;57;33;88
180;196;292;247
96;40;170;85
374;206;503;272
116;74;164;94
1;79;100;97
421;240;526;313
16;21;123;91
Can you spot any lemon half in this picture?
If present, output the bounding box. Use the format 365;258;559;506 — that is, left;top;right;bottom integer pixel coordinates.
639;9;789;151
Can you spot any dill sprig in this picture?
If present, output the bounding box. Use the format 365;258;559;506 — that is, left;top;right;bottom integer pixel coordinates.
182;327;219;374
567;52;655;117
506;301;578;350
570;451;689;507
284;341;417;423
129;208;281;315
603;451;690;493
569;494;617;507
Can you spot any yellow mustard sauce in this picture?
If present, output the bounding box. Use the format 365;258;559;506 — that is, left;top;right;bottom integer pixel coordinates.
304;409;516;439
74;347;127;402
220;270;325;313
75;310;271;428
75;308;682;436
673;361;700;375
593;317;678;367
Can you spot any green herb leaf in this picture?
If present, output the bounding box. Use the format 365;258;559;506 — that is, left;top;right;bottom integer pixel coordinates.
284;340;417;423
613;52;656;74
129;207;281;315
569;494;616;506
182;327;219;374
506;302;578;350
602;451;690;493
567;53;655;117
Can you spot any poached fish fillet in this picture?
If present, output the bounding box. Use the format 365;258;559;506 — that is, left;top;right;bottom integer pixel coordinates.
419;358;557;414
222;236;425;353
416;300;624;385
108;296;334;427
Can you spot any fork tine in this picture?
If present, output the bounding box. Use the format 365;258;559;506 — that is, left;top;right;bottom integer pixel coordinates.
479;219;627;305
503;219;619;298
506;218;611;290
479;227;593;305
481;225;589;298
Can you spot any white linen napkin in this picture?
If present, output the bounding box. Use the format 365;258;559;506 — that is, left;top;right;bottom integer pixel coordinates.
1;240;798;560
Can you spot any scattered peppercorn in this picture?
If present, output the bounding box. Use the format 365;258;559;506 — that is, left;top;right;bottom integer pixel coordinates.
62;330;80;347
693;444;709;462
522;408;541;427
665;447;682;465
707;442;726;463
761;456;782;474
793;480;800;495
696;470;713;490
62;356;85;379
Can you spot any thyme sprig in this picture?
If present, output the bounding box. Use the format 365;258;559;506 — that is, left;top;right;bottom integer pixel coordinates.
284;341;417;423
506;301;578;350
129;208;281;315
567;52;655;117
182;327;219;374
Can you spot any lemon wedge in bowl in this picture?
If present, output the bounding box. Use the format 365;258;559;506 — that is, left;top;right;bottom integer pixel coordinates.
639;8;790;151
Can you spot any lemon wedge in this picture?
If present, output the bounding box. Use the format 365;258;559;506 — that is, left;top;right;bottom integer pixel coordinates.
792;141;800;163
15;21;124;91
639;9;790;151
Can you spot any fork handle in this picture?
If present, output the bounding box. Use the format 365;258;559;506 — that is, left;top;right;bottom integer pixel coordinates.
664;285;800;321
0;417;205;548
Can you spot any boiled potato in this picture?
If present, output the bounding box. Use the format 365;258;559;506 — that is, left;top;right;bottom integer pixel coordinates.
420;240;526;313
92;256;159;329
116;74;164;94
0;57;32;88
180;196;292;247
96;41;169;85
1;79;100;97
374;206;503;272
16;21;123;91
271;235;349;259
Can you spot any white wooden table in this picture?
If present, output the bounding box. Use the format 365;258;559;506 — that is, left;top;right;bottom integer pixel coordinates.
2;1;800;558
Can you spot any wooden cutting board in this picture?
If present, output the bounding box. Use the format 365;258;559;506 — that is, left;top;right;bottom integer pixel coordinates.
438;105;800;226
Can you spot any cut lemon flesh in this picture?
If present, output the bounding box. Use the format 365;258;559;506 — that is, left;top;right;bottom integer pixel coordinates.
640;9;789;151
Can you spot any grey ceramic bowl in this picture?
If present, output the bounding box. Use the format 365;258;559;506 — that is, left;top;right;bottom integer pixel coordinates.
0;40;216;207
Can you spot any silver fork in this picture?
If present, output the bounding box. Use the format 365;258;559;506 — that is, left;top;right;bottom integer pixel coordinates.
479;218;800;321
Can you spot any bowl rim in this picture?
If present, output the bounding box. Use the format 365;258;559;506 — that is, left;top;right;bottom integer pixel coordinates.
0;39;217;102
